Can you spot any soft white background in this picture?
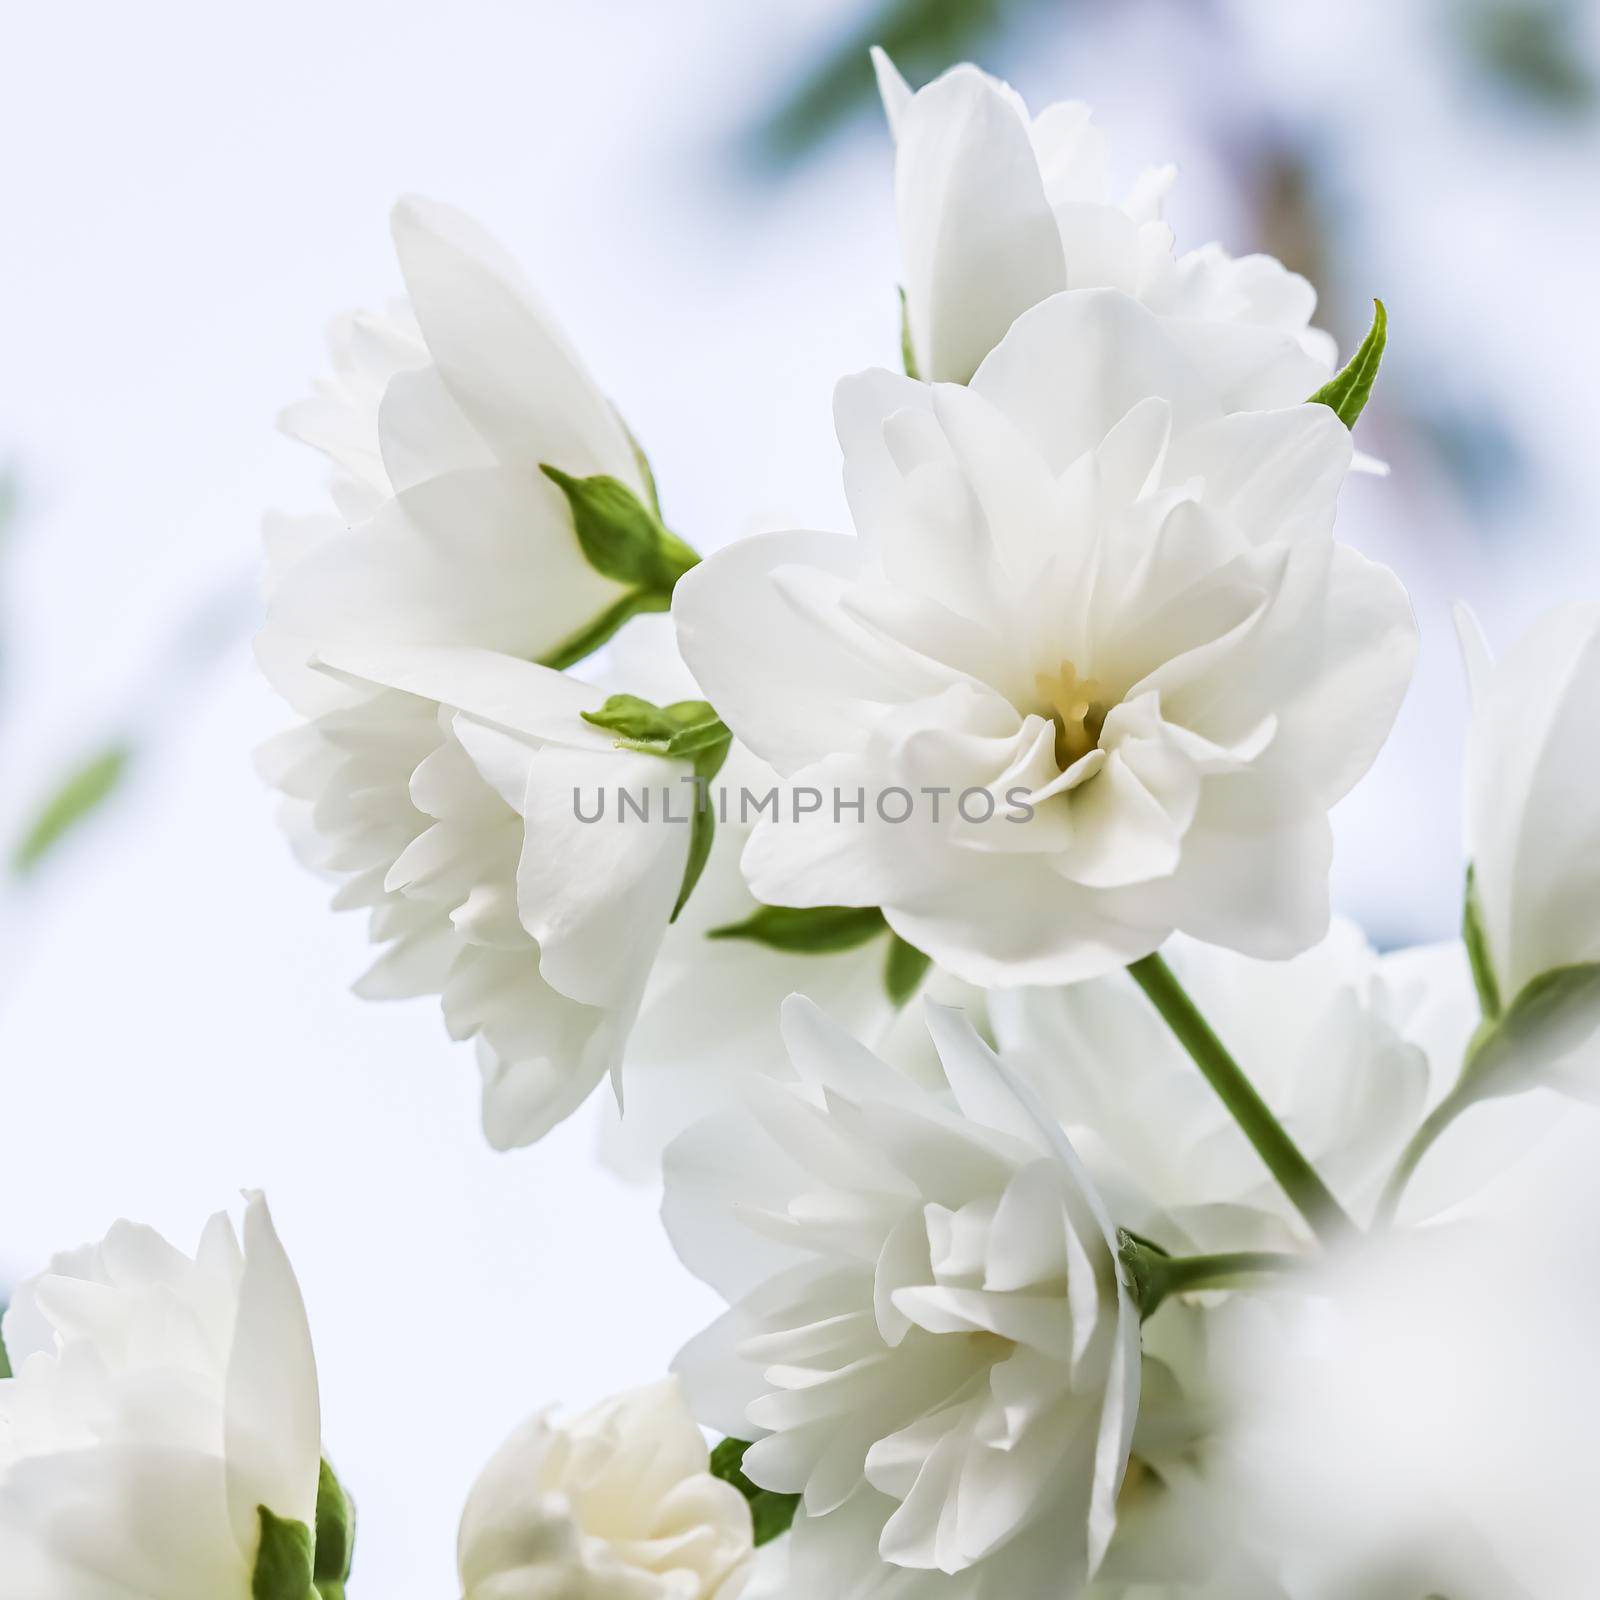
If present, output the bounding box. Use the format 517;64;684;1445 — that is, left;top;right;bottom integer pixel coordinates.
1;1;1597;1592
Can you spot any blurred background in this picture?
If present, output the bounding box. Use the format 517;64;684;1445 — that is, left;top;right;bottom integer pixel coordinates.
1;0;1597;1590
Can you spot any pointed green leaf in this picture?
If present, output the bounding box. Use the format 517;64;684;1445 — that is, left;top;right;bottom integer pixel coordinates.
0;1312;11;1380
1307;299;1387;429
313;1459;356;1599
12;742;134;876
884;934;932;1006
898;286;921;380
709;1437;800;1547
253;1507;315;1600
1462;862;1502;1021
541;466;698;593
708;904;888;953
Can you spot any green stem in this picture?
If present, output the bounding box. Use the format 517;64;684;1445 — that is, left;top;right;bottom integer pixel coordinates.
1138;1248;1305;1317
1372;1081;1476;1229
1127;953;1356;1248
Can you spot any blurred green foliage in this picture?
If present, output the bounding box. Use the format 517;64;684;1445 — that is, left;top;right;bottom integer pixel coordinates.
0;472;18;543
754;0;1039;162
1461;0;1596;114
12;742;135;877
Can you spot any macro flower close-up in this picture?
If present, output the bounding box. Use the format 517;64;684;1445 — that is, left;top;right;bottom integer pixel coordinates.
664;997;1138;1595
6;4;1600;1596
676;288;1415;986
0;1194;340;1600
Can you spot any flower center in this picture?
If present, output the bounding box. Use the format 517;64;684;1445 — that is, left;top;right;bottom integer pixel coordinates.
1034;660;1108;772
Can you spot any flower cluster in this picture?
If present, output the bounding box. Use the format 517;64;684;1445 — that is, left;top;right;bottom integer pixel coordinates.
7;46;1600;1600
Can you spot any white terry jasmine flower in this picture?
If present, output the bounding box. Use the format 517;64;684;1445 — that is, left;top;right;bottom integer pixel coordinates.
261;194;655;713
0;1194;323;1600
259;644;692;1149
674;289;1416;988
1454;602;1600;1094
873;51;1336;393
458;1379;752;1600
662;996;1138;1595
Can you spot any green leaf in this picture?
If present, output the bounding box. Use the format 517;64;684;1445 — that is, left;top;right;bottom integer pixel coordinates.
253;1507;315;1600
541;466;698;594
898;286;921;380
0;1310;11;1380
709;1437;800;1548
312;1459;356;1599
1306;299;1387;429
884;934;932;1006
1462;862;1502;1021
539;589;670;672
1464;961;1600;1094
12;742;134;876
709;904;888;953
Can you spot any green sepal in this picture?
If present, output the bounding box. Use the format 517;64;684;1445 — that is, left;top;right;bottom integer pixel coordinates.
1115;1231;1167;1318
708;904;889;953
582;695;727;759
619;414;662;517
540;465;699;594
1462;862;1502;1022
252;1507;316;1600
709;1437;800;1547
1306;299;1387;429
1462;961;1600;1095
580;693;731;923
674;724;733;922
582;693;688;744
884;934;931;1007
898;286;921;380
539;589;670;672
312;1459;356;1599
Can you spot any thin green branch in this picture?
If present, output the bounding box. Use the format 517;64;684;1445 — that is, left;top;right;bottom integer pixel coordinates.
1127;953;1357;1248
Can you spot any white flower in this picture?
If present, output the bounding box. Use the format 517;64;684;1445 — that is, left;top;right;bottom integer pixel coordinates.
989;919;1449;1250
1455;601;1600;1094
457;1378;752;1600
0;1194;322;1600
662;996;1139;1595
674;289;1416;987
261;195;651;714
259;644;691;1149
873;51;1335;393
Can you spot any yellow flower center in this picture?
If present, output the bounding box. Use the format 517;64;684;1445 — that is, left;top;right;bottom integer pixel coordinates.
1034;660;1108;772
